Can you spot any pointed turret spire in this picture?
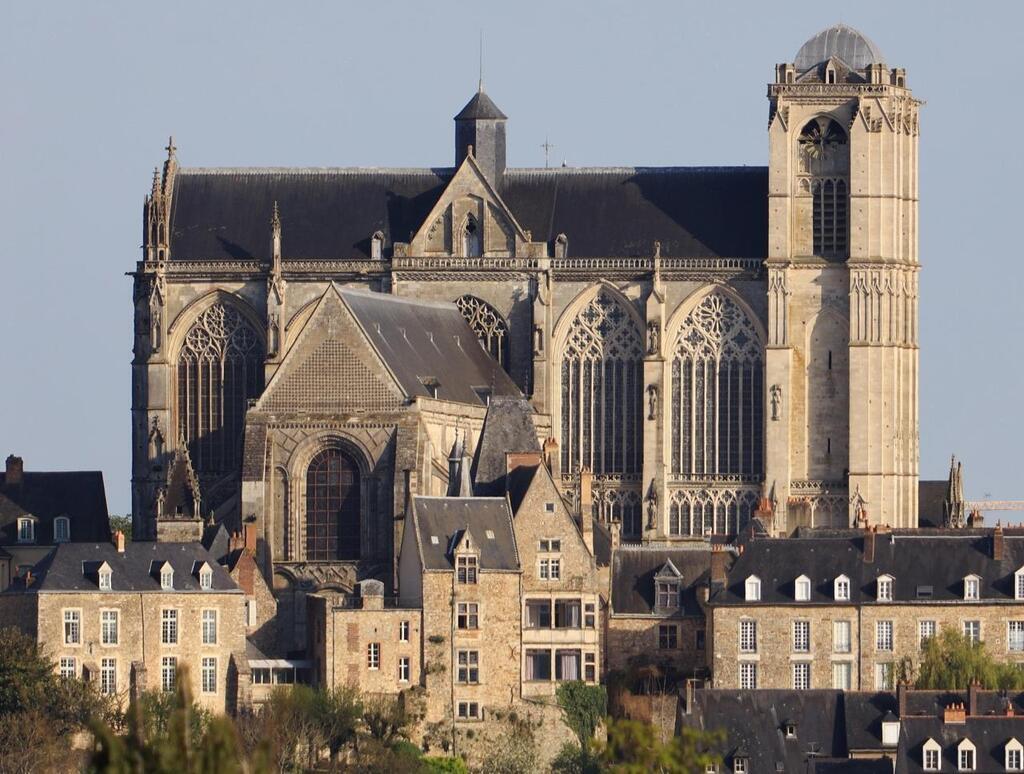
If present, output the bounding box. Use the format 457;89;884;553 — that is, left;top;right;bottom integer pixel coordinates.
944;454;966;528
454;81;507;182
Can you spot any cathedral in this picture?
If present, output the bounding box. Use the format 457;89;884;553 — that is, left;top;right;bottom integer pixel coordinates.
131;24;920;638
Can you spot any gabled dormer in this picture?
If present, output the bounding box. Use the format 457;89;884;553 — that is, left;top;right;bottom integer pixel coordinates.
957;738;977;771
155;560;174;590
876;574;894;602
1014;567;1024;601
194;560;214;591
654;559;683;612
964;573;982;601
745;575;761;602
452;527;480;585
1006;737;1023;771
97;561;113;591
922;737;941;770
834;574;851;601
794;574;811;602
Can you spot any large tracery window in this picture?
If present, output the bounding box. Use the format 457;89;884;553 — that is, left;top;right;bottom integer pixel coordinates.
560;291;643;477
305;449;361;561
176;303;263;473
454;295;510;372
671;291;764;480
799;118;849;259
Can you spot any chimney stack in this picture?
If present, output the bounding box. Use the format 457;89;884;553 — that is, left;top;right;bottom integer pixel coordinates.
543;437;559;478
943;703;966;724
864;526;877;564
579;466;594;556
243;521;257;555
5;455;23;486
115;531;125;553
968;508;984;528
968;682;980;717
897;680;908;719
753;496;773;535
994;523;1005;561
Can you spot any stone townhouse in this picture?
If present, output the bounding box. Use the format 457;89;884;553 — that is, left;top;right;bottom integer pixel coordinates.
709;525;1024;692
507;455;602;696
0;534;249;714
682;684;1024;773
0;454;110;589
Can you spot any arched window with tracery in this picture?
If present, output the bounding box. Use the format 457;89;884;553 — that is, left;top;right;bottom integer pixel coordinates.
454;295;510;371
462;215;481;257
305;448;361;561
176;303;263;474
671;291;764;480
799;118;849;259
560;290;643;476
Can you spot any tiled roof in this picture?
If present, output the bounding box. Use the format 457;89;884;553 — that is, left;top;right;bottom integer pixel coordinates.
610;544;713;616
411;496;518;572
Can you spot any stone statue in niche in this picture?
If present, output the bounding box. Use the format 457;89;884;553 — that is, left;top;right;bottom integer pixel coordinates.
149;416;165;461
645;481;658;530
770;384;783;421
647;384;658;420
268;312;280;358
647;321;660;355
533;325;544;355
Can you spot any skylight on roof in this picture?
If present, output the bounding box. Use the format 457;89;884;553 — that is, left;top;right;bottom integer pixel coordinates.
430;535;439;545
485;530;495;540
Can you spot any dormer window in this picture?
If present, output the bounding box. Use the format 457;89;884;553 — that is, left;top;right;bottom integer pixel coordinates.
456;555;477;584
964;574;981;601
825;63;837;84
98;565;112;591
923;738;941;770
880;711;900;747
877;574;894;602
53;516;70;543
1015;568;1024;601
656;581;680;610
783;722;797;739
1007;738;1023;771
733;755;749;774
958;738;976;771
196;562;213;591
795;575;811;602
745;575;761;602
17;517;35;544
160;564;174;590
834;574;850;601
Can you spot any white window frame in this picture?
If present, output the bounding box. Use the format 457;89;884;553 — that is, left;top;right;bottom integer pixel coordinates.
161;608;178;645
398;656;410;683
834;574;850;601
833;620;851;654
876;620;894;652
100;609;119;646
17;517;35;544
53;516;70;543
202;609;218;645
1007;738;1024;771
875;662;894;690
456;555;478;584
876;574;894;602
794;575;811;602
739;662;757;690
739;620;757;653
832;661;851;690
201;657;217;694
160;566;174;590
1016;568;1024;601
793;620;810;653
99;568;112;591
792;661;811;690
919;619;936;649
100;657;116;695
922;738;941;771
367;642;380;670
161;656;177;692
199;567;213;590
63;608;82;646
59;656;76;680
963;620;982;644
745;575;761;602
964;574;981;601
399;620;410;642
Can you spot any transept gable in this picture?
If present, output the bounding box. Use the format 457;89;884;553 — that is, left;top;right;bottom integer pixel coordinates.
408;154;529;257
254;284;405;415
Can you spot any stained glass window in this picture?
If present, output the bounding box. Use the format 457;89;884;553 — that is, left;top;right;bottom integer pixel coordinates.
176;303;263;474
305;448;361;561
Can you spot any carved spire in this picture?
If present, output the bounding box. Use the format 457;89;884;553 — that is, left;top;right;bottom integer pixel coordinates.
271;200;282;264
943;454;966;529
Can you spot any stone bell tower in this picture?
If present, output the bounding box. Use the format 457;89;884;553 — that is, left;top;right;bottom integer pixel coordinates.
765;25;921;531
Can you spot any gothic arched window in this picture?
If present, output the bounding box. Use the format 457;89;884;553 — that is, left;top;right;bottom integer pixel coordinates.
454;295;510;371
560;290;643;476
176;303;263;474
462;215;481;257
799;118;849;259
305;448;361;561
671;291;764;480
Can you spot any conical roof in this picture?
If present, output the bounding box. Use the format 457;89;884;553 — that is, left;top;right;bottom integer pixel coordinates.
795;24;885;71
455;89;507;121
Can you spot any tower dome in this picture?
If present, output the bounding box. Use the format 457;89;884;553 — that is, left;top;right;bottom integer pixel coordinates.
794;24;884;71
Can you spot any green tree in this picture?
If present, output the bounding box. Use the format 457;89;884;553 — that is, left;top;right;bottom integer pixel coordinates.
362;694;413;745
555;681;607;756
601;718;722;774
108;515;133;542
917;628;1024;690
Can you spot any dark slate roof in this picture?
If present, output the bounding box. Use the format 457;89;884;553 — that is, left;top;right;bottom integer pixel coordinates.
813;760;891;774
505;463;540;514
340;287;521;405
167;166;768;261
502;167;767;258
0;470;110;545
683;689;849;772
712;530;1024;606
845;692;900;750
169;168;451;260
454;89;507;120
795;25;885;71
17;541;239;593
411;496;518;572
896;716;1024;773
201;523;231;563
610;545;713;616
471;396;540;495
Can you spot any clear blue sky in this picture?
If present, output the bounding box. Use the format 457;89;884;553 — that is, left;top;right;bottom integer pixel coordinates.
1;1;1020;515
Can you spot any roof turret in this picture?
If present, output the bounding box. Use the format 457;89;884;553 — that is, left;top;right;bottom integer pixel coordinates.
794;24;884;71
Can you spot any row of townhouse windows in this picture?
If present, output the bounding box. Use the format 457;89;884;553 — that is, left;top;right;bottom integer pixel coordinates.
658;624;707;651
737;618;1024;655
525;649;597;683
524;598;597;629
63;608;220;647
58;655;219;695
